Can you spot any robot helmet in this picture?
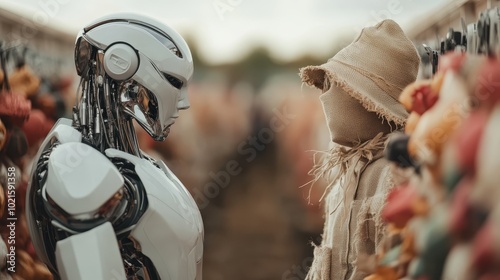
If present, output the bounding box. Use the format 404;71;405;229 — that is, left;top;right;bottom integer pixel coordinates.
74;13;193;140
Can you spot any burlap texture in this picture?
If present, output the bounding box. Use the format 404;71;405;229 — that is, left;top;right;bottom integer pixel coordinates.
300;19;419;127
306;153;394;280
319;85;392;147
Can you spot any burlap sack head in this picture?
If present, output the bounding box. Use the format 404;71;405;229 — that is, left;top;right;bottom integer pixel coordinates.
320;85;392;146
300;19;419;128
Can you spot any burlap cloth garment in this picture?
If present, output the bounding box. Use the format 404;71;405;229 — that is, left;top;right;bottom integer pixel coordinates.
305;132;394;280
301;84;399;280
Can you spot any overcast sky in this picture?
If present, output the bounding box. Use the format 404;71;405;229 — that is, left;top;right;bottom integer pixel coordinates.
0;0;449;64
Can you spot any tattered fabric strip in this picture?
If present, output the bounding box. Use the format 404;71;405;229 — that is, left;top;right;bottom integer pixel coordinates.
304;132;388;208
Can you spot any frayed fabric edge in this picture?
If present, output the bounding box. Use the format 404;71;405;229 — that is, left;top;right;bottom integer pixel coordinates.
305;244;332;280
302;133;388;207
299;66;407;128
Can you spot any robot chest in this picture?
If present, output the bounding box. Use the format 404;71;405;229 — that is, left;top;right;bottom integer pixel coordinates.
133;162;203;239
128;162;204;278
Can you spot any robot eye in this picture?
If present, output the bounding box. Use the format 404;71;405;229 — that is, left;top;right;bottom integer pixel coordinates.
162;72;183;89
169;46;181;58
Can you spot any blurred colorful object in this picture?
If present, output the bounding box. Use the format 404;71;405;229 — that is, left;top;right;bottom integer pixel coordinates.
8;65;41;98
375;53;500;279
0;90;31;126
21;109;53;146
0;48;53;279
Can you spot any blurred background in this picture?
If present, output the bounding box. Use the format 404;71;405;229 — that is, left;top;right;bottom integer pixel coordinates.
0;0;489;279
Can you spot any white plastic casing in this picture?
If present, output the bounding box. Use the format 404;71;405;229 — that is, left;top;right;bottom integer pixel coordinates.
55;222;126;280
82;13;193;134
103;43;139;81
106;148;204;280
46;142;124;215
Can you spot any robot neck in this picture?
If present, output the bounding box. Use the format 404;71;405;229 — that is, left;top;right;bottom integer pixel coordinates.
73;76;142;158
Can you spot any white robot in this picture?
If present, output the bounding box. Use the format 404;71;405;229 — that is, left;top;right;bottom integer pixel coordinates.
25;13;204;280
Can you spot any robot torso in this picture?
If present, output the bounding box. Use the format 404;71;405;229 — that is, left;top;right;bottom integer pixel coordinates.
26;119;203;280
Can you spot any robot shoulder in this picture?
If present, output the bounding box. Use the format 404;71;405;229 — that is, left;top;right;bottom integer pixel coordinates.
45;142;124;216
41;118;82;147
32;118;82;168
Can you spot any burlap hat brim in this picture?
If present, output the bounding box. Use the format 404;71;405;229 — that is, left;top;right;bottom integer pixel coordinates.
300;60;409;127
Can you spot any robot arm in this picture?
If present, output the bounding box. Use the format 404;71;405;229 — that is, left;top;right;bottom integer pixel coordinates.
42;141;126;279
55;222;125;280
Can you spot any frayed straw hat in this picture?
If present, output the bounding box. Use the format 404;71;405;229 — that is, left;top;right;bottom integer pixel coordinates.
300;19;419;126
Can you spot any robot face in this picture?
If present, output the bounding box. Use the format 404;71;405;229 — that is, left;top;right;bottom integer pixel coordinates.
75;13;194;141
119;78;190;141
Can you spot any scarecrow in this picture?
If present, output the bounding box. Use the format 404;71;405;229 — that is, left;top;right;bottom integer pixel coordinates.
299;19;419;280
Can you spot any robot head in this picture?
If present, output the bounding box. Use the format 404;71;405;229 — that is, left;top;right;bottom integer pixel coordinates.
74;13;193;141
